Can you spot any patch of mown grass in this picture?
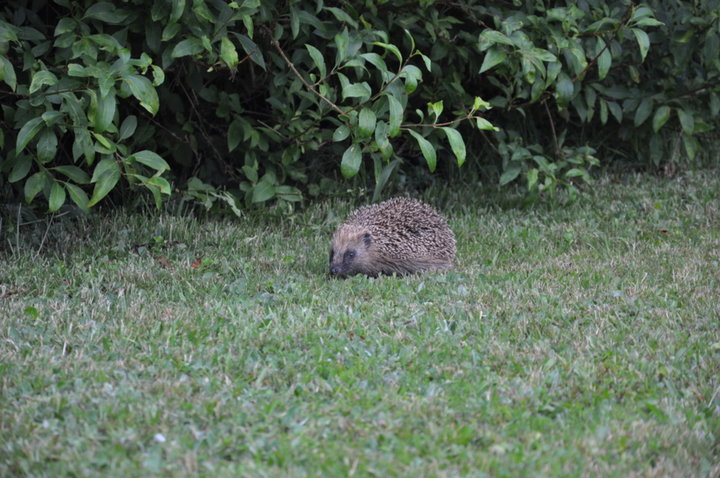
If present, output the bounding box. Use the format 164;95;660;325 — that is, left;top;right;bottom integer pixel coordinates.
1;170;719;476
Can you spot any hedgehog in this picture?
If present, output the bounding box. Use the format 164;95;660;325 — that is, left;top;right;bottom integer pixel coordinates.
329;197;456;277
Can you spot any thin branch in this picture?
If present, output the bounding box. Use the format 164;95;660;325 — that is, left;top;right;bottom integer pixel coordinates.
572;40;610;83
178;79;241;182
271;39;346;116
400;115;476;129
544;100;560;158
572;7;634;83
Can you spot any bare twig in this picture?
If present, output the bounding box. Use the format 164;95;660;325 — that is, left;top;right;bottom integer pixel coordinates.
34;212;59;259
14;205;20;255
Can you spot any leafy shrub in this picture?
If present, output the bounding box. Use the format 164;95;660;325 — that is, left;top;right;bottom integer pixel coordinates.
0;1;717;213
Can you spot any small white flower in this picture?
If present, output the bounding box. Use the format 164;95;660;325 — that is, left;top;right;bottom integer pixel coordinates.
153;433;166;443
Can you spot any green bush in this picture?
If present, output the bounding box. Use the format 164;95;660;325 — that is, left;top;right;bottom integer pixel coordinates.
0;1;717;212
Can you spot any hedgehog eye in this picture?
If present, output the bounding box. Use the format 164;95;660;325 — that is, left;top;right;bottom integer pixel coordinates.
343;250;356;264
363;232;372;246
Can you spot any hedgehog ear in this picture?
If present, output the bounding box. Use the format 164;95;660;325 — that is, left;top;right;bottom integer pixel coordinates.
363;232;372;246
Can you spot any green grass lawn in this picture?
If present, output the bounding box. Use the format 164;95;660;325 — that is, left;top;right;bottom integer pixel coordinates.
1;171;719;476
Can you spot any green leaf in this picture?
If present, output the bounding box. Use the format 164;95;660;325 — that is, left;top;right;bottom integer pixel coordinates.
220;36;239;69
171;37;204;58
42;111;64;127
228;119;242;152
241;165;258;184
162;23;181;42
16;117;44;154
236;34;265;70
475;117;498;131
93;90;116;133
387;94;403;137
441;127;466;167
119;115;137;141
682;134;698;160
9;155;32;183
399;30;414;56
36;128;58;163
324;7;358;28
703;33;720;68
371;41;402;63
428;100;443;122
89;33;122;52
374;121;392;160
333;124;350;142
565;168;587;179
146;176;171;195
472;96;491;112
29;70;58;94
527;168;539;190
305;44;326;78
361;52;389;76
372;158;400;202
607;101;622;123
401;65;422;94
555;73;574;106
53;165;90;183
358;108;376;138
90;157;116;182
340;143;362;178
65;183;89;210
67;64;89;77
407;130;436;172
635;17;663;27
130;150;169;173
73;128;94;163
60;92;87;127
566;43;588;75
341;81;371;101
251;179;276;203
710;93;720;117
193;1;214;23
634;97;653;127
290;6;300;39
631;6;654;21
92;132;114;151
419;53;432;72
652;105;671;133
478;30;514;49
83;2;130;24
632;28;650;62
124;74;159;115
170;0;186;23
334;28;349;65
677;109;694;135
479;46;507;74
24;172;48;203
55;18;76;35
88;158;120;207
48;182;66;212
151;65;165;87
596;39;611;80
0;57;16;91
500;163;522;186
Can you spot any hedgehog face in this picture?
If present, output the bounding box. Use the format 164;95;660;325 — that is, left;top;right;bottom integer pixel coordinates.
329;227;373;277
